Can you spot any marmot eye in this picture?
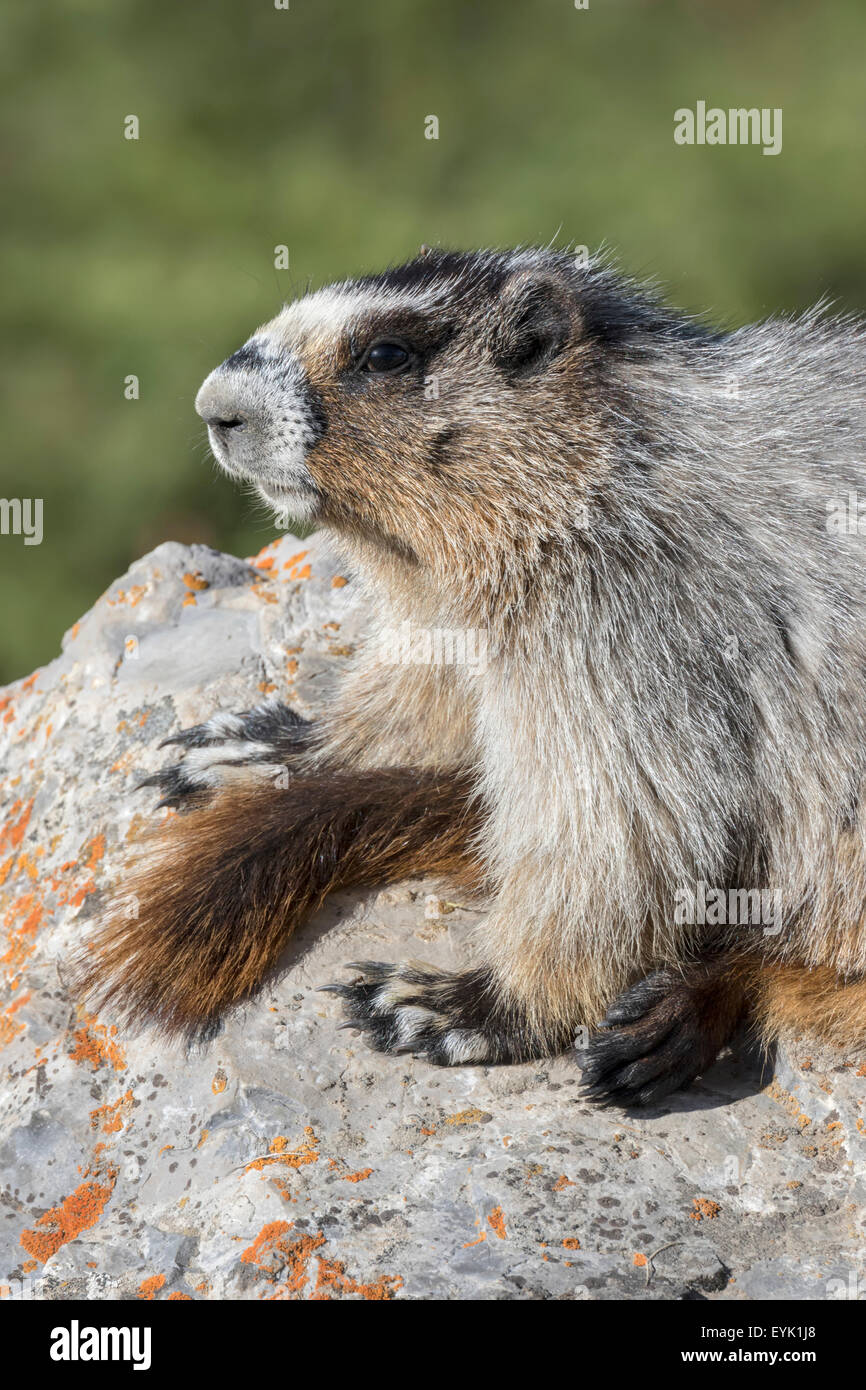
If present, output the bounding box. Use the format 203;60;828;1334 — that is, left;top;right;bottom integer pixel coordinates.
363;340;411;373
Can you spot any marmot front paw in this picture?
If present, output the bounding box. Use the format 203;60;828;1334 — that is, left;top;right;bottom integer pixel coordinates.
321;960;568;1066
138;699;313;806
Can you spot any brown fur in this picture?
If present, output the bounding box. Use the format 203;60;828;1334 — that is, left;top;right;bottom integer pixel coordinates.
752;959;866;1050
76;769;485;1039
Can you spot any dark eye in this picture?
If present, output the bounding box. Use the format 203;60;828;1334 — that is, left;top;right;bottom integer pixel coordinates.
362;340;412;373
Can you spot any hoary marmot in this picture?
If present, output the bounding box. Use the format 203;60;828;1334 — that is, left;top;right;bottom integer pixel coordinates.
78;246;866;1105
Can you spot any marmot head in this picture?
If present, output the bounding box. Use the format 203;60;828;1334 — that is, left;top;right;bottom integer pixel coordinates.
195;248;667;593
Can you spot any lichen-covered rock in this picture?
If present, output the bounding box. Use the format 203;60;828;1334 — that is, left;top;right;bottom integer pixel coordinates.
1;531;865;1301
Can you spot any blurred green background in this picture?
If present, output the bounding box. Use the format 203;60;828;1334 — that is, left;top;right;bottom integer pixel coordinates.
2;0;865;683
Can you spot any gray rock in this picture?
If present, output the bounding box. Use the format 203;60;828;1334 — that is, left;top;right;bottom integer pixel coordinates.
1;531;865;1301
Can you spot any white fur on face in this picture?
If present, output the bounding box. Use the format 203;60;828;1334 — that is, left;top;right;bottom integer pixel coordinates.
252;277;456;358
254;286;382;353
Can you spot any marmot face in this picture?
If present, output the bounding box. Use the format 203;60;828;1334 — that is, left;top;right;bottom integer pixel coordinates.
195;249;612;578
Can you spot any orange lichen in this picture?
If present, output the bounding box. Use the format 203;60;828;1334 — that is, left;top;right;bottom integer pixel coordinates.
765;1078;812;1130
68;1015;127;1072
89;1090;134;1135
241;1221;401;1301
50;859;77;886
689;1198;721;1222
244;1127;319;1173
182;571;209;591
0;990;31;1047
312;1256;401;1302
552;1175;575;1191
241;1221;296;1266
20;1167;117;1263
250;580;278;604
0;799;33;853
138;1274;166;1301
9;850;43;884
110;751;137;775
633;1252;648;1267
84;835;105;873
49;833;105;911
487;1206;507;1240
444;1108;487;1126
0;1017;24;1048
212;1069;227;1095
562;1237;581;1250
167;1292;192;1300
462;1232;487;1249
342;1168;373;1183
1;893;45;983
331;576;348;588
247;540;279;562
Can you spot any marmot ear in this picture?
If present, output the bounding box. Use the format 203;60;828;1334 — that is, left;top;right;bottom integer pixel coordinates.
492;268;578;375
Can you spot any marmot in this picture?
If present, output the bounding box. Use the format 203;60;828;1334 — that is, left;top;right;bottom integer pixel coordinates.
78;246;866;1106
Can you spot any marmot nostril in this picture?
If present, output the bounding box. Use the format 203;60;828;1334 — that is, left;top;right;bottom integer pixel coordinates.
207;415;246;432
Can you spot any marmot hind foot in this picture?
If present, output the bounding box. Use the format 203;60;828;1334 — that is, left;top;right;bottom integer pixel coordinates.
578;963;748;1107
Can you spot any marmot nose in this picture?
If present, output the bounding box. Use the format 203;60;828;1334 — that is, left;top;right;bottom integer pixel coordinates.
195;370;255;436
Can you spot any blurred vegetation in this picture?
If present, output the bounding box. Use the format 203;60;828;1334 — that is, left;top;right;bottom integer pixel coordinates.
1;0;865;682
